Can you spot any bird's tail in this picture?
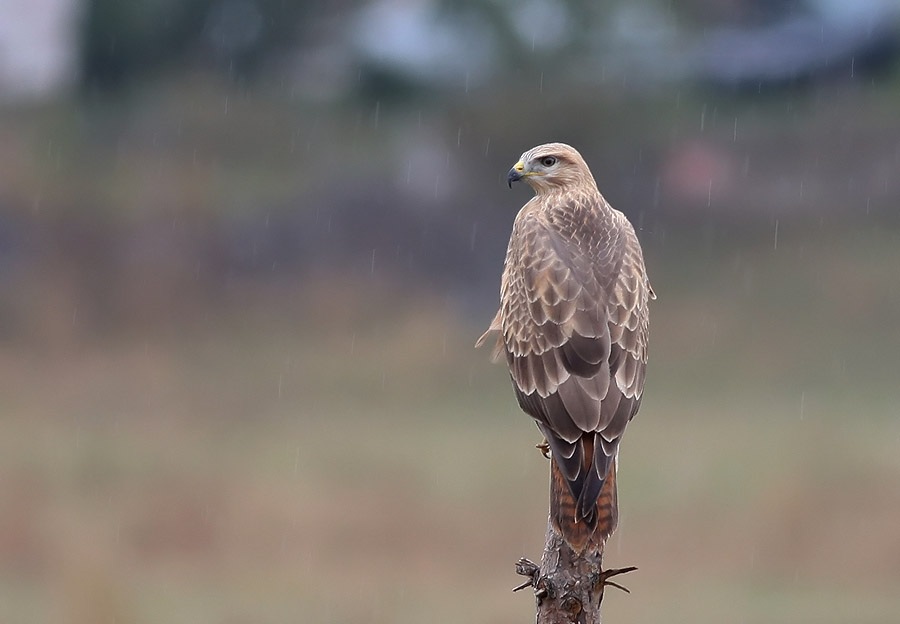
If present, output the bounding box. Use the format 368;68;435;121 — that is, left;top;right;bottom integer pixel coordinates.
550;456;618;555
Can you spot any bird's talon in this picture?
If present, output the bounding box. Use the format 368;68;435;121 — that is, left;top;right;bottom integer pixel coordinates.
536;441;551;459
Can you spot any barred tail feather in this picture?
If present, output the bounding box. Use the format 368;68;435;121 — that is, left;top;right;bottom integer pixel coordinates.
592;459;618;547
550;457;618;555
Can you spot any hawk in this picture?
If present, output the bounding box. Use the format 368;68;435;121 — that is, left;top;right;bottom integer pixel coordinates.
478;143;654;555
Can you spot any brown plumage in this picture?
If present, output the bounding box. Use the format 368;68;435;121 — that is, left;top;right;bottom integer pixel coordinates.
477;143;654;555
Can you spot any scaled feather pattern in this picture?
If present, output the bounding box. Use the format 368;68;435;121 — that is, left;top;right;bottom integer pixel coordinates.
478;143;654;551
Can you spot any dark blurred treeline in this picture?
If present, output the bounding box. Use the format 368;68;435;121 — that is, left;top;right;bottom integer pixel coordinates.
3;0;900;346
81;0;359;91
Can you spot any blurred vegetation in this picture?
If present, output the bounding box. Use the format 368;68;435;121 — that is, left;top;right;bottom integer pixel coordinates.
2;0;900;622
80;0;358;91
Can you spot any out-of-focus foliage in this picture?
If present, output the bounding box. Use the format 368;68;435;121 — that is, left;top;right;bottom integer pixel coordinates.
1;0;899;343
3;1;900;623
77;0;900;96
80;0;359;90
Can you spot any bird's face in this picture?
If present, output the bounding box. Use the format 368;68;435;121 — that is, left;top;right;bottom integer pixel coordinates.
507;143;593;193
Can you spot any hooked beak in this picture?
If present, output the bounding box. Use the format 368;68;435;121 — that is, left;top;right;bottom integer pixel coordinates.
507;161;525;188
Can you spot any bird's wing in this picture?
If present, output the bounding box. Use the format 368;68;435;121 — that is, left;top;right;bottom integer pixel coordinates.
501;199;651;520
602;213;653;443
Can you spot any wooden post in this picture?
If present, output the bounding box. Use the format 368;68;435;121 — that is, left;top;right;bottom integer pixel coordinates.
513;522;636;623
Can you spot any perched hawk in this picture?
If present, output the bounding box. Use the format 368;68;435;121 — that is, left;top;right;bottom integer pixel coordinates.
478;143;654;555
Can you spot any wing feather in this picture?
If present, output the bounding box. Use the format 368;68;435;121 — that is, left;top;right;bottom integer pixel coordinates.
500;198;650;428
479;180;652;534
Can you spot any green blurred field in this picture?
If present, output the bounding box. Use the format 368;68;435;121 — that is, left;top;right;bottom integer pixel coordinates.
3;222;899;624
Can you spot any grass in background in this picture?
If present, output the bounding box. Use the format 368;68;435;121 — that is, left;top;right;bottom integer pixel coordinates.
2;224;900;623
3;70;900;622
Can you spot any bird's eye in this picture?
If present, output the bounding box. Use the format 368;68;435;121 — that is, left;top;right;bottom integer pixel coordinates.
540;156;557;167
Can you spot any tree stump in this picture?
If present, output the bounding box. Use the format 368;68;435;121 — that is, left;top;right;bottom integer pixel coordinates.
514;522;636;624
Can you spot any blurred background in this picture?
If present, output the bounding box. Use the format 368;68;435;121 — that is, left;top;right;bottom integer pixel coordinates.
2;0;900;622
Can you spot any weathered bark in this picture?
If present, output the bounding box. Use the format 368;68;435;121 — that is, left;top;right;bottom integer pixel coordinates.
514;522;635;624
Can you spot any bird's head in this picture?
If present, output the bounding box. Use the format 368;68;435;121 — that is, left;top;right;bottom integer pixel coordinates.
507;143;595;194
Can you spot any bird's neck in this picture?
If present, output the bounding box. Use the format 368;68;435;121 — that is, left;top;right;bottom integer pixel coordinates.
534;183;605;211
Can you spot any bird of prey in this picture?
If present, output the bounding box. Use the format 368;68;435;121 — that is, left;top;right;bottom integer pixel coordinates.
478;143;654;555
